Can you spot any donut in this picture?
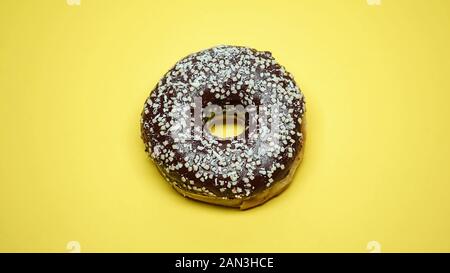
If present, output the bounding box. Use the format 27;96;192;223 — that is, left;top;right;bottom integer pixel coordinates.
140;45;306;209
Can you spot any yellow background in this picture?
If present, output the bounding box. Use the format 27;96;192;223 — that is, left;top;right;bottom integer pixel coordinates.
1;0;449;253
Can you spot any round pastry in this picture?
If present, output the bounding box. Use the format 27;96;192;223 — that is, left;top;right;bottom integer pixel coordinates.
140;45;306;209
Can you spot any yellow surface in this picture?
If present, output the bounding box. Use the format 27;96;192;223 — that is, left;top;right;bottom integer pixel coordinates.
1;0;450;253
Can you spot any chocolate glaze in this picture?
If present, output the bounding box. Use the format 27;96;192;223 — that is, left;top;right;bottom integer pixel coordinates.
141;45;305;200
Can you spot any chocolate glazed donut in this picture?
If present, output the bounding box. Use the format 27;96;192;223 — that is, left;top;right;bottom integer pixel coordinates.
140;45;306;209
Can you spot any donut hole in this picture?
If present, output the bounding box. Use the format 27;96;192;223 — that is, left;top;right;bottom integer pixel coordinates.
206;114;245;139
